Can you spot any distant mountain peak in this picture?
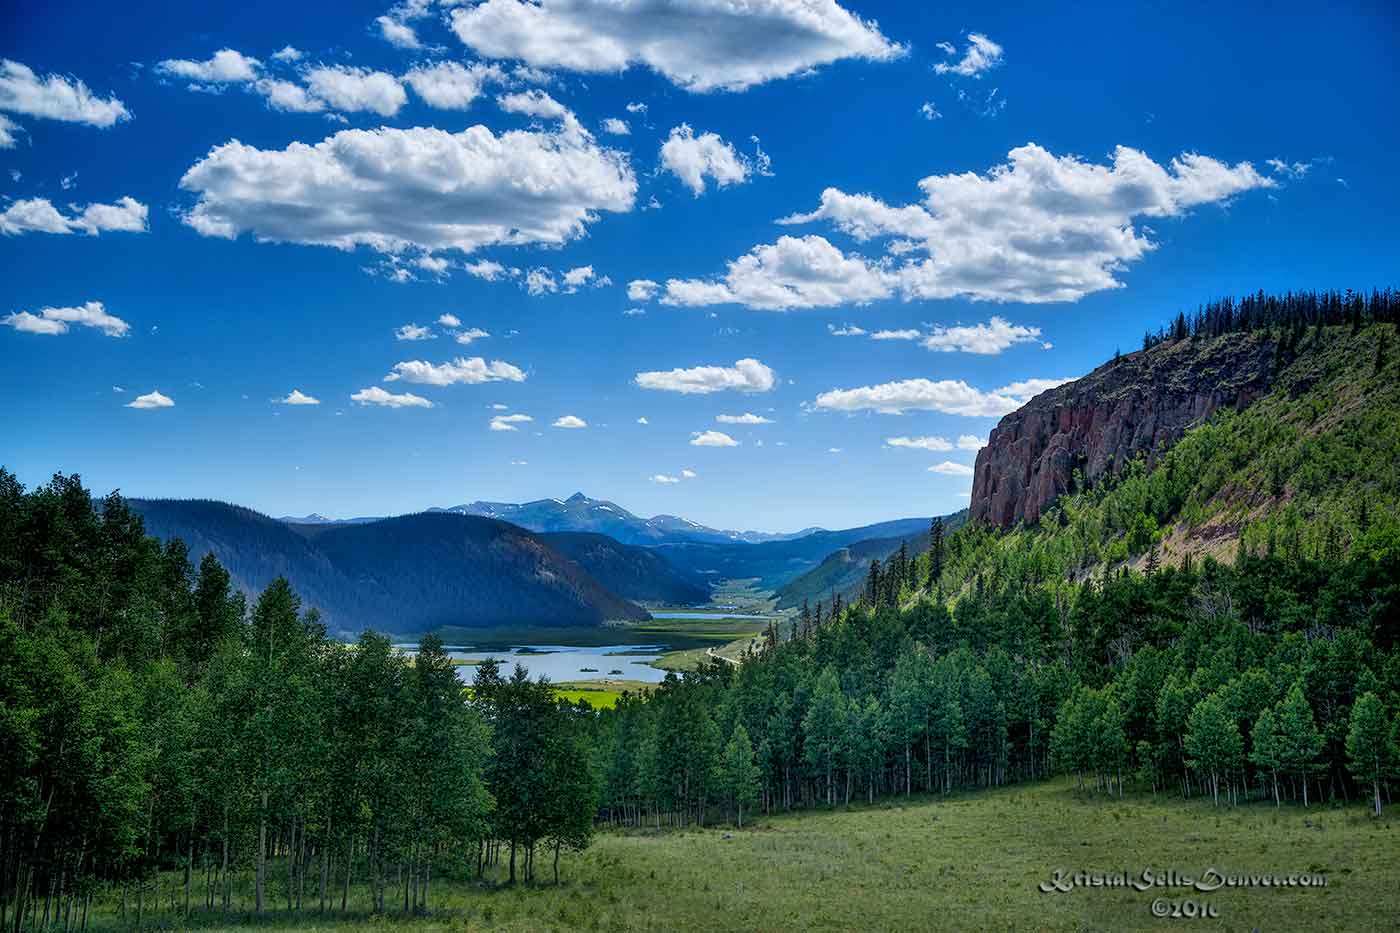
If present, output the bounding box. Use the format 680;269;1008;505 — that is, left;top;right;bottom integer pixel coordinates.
566;491;589;503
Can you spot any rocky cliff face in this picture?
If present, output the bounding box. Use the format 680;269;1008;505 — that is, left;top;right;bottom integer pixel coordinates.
970;332;1280;528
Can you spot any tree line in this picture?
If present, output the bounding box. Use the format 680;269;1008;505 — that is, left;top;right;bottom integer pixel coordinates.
0;471;600;931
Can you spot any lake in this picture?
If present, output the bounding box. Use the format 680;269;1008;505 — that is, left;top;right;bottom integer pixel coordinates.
395;643;671;684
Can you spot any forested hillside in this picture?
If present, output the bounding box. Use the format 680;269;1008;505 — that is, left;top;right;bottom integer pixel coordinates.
774;510;968;609
130;499;650;633
537;532;711;605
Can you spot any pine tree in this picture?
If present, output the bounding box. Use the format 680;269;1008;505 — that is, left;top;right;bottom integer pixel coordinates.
928;518;945;590
1273;683;1324;806
1346;693;1398;817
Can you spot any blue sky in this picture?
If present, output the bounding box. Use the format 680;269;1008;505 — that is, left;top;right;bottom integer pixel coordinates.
4;0;1398;532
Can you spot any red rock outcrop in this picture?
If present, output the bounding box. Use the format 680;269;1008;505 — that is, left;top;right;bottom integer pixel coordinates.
969;332;1280;527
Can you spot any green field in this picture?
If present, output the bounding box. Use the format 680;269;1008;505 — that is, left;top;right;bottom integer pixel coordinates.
551;679;653;709
76;779;1399;932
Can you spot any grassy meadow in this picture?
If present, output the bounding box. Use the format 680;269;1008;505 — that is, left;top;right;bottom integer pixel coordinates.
78;778;1398;932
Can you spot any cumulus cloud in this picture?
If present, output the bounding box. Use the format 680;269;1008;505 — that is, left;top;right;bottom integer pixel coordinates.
813;375;1073;416
681;468;697;478
376;15;422;49
636;416;649;424
0;59;130;127
601;117;629;135
761;143;1273;305
438;313;462;328
957;434;985;450
871;328;920;340
716;412;773;424
3;300;129;337
277;389;321;405
635;358;774;395
525;268;557;295
919;101;940;121
828;322;866;336
272;46;303;62
395;323;435;340
404;61;504;109
303;66;406;116
659;124;752;196
1;196;148;236
0;114;21;147
490;412;533;431
651;473;681;484
661;235;891;310
627;279;659;301
447;0;904;93
923;316;1041;354
690;430;738;447
179;123;636;256
934;33;1003;78
561;264;609;292
498;89;571;120
253;78;325;113
885;435;952;451
351;386;433;408
929;460;974;476
126;390;175;409
553;414;587;428
157;49;262;85
384;356;526;385
455;327;490;344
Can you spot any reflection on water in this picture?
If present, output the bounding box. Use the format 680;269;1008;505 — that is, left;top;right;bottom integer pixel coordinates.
649;611;771;620
395;643;668;684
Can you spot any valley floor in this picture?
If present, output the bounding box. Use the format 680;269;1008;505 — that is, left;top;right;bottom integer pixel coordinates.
79;779;1398;932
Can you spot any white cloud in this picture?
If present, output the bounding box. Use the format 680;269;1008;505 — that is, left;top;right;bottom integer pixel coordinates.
179;123;636;255
553;414;587;428
0;114;21;148
272;46;304;62
455;327;490;344
1;196;148;236
828;322;866;336
623;307;646;317
498;89;570;120
404;61;504;109
626;102;647;114
395;323;435;340
885;435;952;451
828;447;841;453
112;385;124;393
3;300;129;336
126;390;174;409
929;460;974;476
681;468;697;478
562;265;601;291
254;78;325;113
437;313;462;327
0;59;130;127
919;101;940;121
651;473;681;484
303;66;406;116
690;430;738;447
511;458;528;465
376;15;422;49
871;328;920;340
601;117;629;135
1266;157;1311;179
464;259;510;280
716;412;773;424
385;356;526;385
157;49;262;84
636;416;649;424
627;279;659;301
957;434;985;451
351;386;433;408
277;389;321;405
447;0;904;93
635;358;774;395
661;235;892;310
923;316;1041;354
525;267;557;295
490;412;533;431
934;33;1003;78
659;124;752;196
813;375;1073;416
771;143;1273;305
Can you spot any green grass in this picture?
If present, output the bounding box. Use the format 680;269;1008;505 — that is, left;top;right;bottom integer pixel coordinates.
551;680;653;709
78;778;1400;931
